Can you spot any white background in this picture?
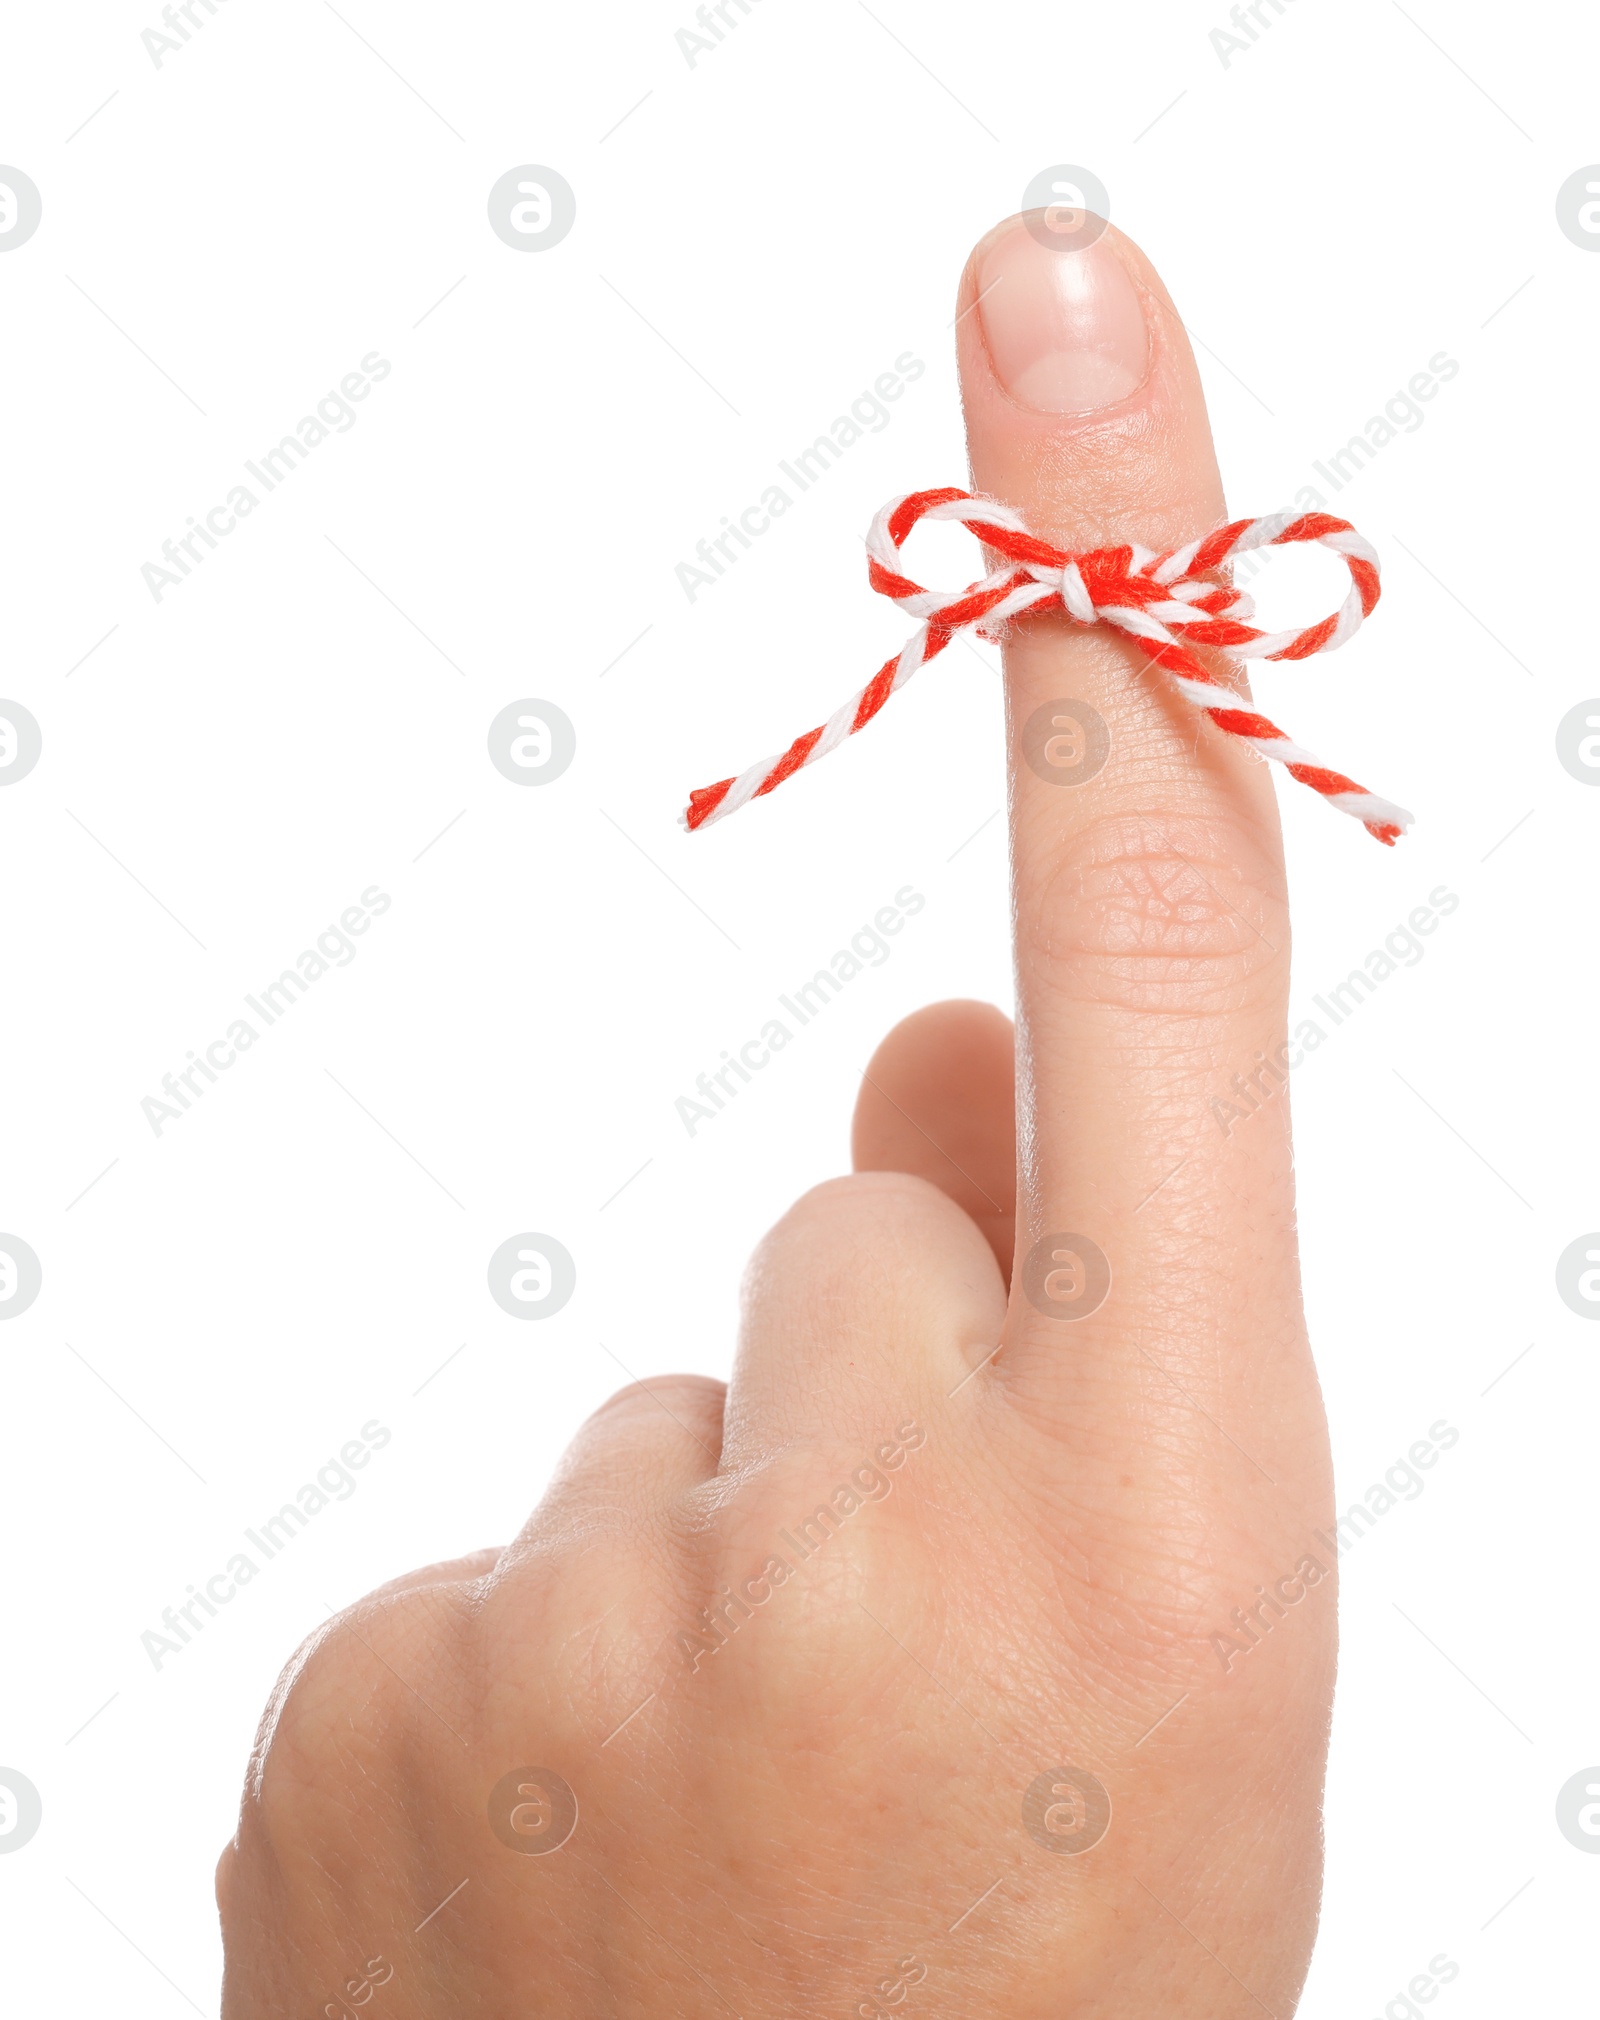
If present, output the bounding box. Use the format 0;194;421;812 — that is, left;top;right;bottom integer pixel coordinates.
1;0;1596;2011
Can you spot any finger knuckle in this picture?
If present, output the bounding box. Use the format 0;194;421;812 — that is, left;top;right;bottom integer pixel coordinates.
757;1171;979;1274
1020;813;1285;1017
246;1587;472;1846
588;1372;726;1428
744;1172;999;1336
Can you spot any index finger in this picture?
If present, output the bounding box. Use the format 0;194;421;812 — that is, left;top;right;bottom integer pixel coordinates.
955;214;1306;1434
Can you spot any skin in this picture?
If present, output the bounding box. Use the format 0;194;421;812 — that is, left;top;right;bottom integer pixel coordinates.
219;216;1336;2018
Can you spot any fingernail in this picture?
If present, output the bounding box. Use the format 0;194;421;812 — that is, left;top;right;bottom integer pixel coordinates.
975;218;1151;416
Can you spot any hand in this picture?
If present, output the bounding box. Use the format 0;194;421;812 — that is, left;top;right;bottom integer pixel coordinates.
218;212;1334;2019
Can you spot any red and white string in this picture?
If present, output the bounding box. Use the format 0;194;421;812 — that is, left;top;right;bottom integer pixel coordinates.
683;487;1411;845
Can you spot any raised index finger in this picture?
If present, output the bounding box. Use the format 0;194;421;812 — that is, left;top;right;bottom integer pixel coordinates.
956;214;1308;1442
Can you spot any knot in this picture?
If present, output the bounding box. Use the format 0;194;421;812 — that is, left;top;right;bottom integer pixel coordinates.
685;487;1412;846
1058;560;1095;625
